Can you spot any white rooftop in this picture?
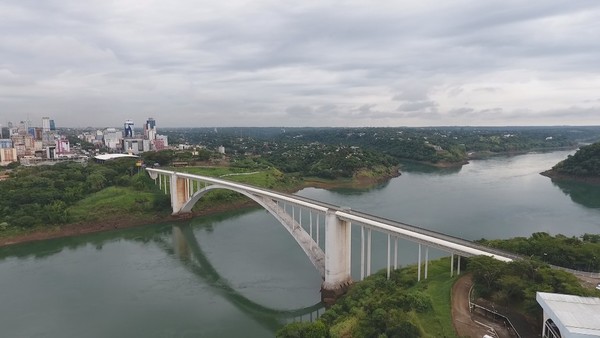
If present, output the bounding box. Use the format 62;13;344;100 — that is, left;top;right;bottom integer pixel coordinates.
537;292;600;337
94;154;139;161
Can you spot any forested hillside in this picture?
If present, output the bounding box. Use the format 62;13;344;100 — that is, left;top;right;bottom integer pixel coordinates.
0;160;169;230
477;232;600;272
547;141;600;177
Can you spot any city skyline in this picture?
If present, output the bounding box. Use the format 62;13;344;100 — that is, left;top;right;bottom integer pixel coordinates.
1;1;600;127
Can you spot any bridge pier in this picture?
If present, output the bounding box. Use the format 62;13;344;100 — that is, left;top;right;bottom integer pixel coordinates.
321;211;352;304
170;173;191;215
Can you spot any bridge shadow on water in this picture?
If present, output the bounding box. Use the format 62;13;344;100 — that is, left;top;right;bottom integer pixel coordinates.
154;224;324;332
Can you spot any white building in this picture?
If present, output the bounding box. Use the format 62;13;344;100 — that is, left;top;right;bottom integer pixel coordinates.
42;117;50;132
103;128;121;150
537;292;600;338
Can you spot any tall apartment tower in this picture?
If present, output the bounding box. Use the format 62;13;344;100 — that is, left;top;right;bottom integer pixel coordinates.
144;117;157;140
42;117;50;132
124;119;134;138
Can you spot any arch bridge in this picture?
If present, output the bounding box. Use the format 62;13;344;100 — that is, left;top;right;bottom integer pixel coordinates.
146;168;516;301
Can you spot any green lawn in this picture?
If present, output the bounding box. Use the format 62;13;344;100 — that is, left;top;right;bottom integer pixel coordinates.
403;258;458;337
68;186;169;223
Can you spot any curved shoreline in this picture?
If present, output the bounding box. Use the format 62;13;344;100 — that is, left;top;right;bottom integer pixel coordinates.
0;199;259;248
540;170;600;185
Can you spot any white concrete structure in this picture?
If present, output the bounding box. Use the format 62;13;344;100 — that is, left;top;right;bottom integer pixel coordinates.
103;128;121;150
42;117;50;132
147;168;516;301
94;153;139;161
537;292;600;338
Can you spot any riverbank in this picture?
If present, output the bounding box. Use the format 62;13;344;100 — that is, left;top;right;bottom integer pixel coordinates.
540;170;600;185
0;199;260;247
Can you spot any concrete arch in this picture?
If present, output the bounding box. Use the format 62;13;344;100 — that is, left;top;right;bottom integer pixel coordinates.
180;184;325;278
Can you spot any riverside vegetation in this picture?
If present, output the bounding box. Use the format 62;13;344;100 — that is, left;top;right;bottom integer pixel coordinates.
542;141;600;181
277;258;457;338
276;255;600;338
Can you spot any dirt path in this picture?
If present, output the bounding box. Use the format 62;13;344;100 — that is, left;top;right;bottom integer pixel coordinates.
452;274;495;338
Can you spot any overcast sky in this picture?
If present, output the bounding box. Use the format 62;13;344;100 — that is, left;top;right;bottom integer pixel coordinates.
1;0;600;128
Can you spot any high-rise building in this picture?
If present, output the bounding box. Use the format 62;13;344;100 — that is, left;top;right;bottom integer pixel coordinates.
144;117;157;141
56;137;70;155
124;119;134;138
0;148;17;165
0;139;12;149
42;117;50;132
49;120;56;131
146;118;156;130
103;128;121;149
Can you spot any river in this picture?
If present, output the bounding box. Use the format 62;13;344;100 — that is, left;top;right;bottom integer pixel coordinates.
1;150;599;337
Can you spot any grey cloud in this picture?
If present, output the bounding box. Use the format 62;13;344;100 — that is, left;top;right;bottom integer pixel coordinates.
474;87;500;93
1;1;600;127
448;107;475;116
397;100;438;112
286;105;315;116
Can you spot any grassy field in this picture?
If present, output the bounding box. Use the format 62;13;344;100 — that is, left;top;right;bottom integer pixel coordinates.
402;258;457;337
68;186;169;223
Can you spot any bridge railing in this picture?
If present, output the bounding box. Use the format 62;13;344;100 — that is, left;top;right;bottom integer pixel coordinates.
146;167;518;262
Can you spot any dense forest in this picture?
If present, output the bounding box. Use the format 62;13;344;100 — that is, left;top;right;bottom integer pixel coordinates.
0;159;169;230
160;126;600;167
545;141;600;177
468;256;597;320
140;144;399;180
277;259;456;338
477;232;600;272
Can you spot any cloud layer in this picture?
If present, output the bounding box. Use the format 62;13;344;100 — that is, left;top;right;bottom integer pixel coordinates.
1;0;599;127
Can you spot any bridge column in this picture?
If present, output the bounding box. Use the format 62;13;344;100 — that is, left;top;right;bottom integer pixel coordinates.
170;173;191;214
321;211;352;304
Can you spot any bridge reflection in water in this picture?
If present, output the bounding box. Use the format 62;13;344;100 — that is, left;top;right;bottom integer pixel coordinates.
162;224;324;332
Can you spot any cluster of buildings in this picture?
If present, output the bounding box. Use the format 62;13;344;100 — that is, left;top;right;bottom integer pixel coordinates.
0;117;169;166
0;117;72;166
78;118;168;155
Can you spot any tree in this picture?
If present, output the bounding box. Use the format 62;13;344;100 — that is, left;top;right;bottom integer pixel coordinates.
276;322;328;338
468;256;505;296
86;172;107;192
